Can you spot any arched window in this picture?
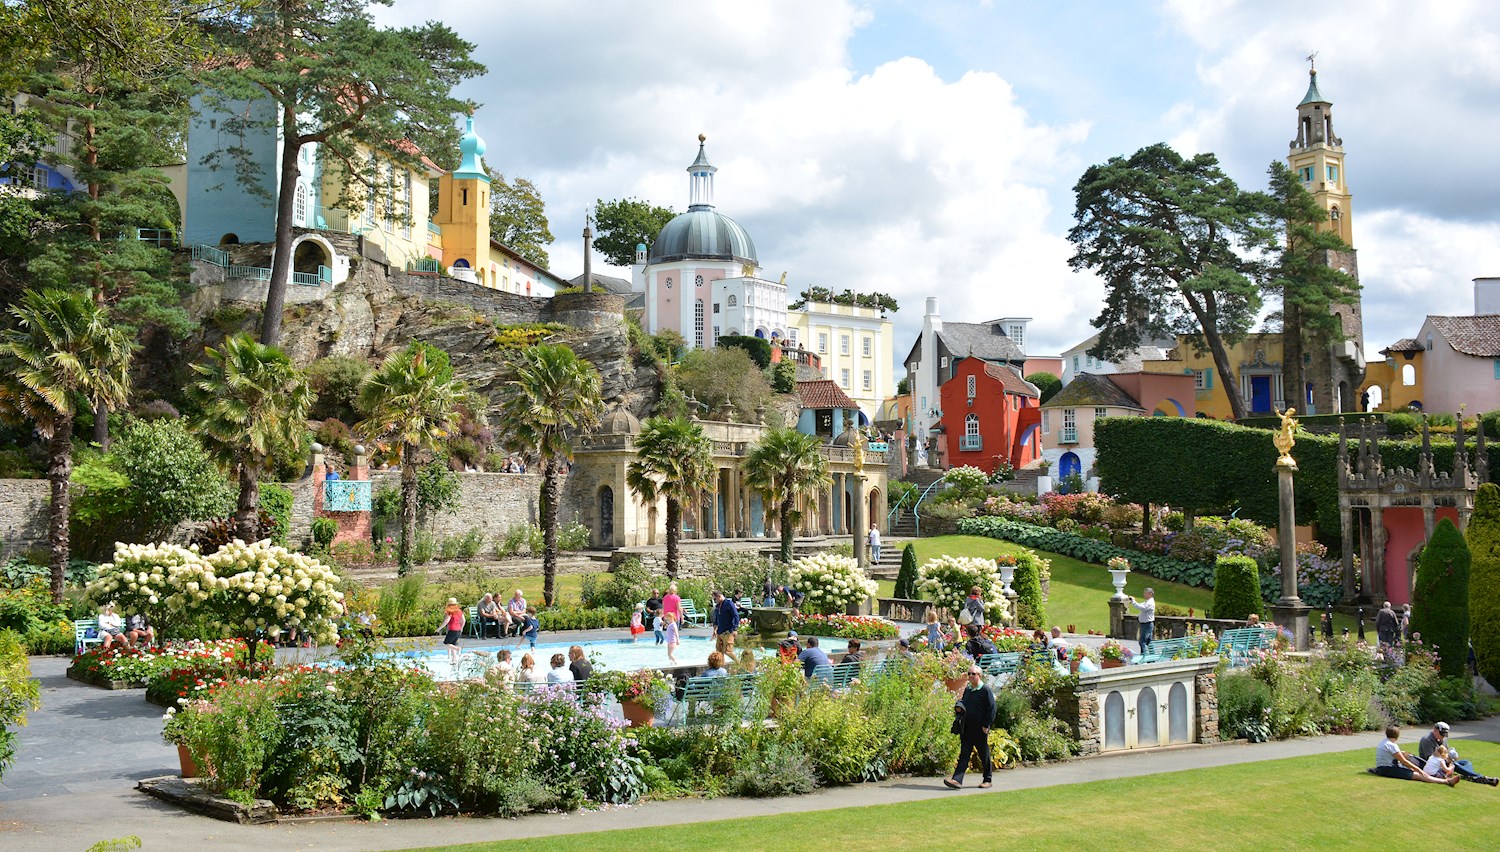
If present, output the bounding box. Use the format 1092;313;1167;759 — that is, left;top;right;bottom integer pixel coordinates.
293;184;307;226
1402;364;1416;386
1426;334;1433;351
965;413;979;437
727;294;737;307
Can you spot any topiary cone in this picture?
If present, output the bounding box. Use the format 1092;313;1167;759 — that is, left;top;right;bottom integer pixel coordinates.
894;543;919;599
1413;517;1471;679
1467;484;1500;687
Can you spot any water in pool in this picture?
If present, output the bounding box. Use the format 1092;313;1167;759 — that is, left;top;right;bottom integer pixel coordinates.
388;635;850;681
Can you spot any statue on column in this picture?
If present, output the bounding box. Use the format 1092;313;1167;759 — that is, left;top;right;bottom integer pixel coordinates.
1273;407;1299;469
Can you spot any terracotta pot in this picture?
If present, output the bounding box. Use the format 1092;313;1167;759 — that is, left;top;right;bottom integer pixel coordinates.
620;698;656;728
1100;657;1125;669
943;675;968;694
177;744;199;778
1070;658;1081;675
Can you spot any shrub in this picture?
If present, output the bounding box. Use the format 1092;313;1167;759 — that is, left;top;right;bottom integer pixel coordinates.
893;544;919;599
1025;371;1061;404
716;334;772;369
777;691;883;785
1412;518;1471;678
915;555;1010;624
1212;555;1263;620
306;356;372;423
1001;551;1047;630
942;465;991;504
1467;483;1500;689
786;553;876;616
1218;673;1273;742
0;628;41;781
311;518;338;550
260;484;293;548
728;741;818;797
855;662;959;775
1385;411;1420;437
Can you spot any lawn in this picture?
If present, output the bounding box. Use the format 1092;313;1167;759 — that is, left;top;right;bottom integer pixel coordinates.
410;742;1500;851
879;536;1357;634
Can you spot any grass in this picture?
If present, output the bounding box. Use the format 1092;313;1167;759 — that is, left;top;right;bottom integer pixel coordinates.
407;742;1500;851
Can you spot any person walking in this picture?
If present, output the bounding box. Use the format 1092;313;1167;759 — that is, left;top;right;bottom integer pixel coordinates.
663;611;680;664
1375;601;1399;647
963;586;986;628
662;583;683;624
439;597;465;668
712;590;740;656
944;664;995;789
1128;588;1156;652
868;523;882;563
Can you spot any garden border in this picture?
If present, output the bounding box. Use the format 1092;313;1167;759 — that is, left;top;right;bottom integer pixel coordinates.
65;666;145;690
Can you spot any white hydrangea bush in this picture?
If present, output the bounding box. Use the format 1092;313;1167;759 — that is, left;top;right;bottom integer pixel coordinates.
202;540;344;648
787;552;877;615
87;542;204;622
915;554;1011;624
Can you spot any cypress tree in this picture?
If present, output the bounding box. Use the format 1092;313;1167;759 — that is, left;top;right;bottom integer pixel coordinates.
1012;554;1046;630
1465;484;1500;686
1412;518;1471;679
894;543;918;599
1212;555;1263;620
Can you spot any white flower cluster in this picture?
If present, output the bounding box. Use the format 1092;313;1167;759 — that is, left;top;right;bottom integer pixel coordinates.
86;539;344;645
787;552;877;615
915;554;1011;623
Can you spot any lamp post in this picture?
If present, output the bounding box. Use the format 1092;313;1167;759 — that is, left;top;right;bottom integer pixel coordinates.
1270;409;1312;650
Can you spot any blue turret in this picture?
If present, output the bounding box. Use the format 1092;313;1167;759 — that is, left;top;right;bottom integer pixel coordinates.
453;114;490;183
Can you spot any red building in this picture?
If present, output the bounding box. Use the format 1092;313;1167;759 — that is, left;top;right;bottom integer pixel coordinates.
937;359;1041;474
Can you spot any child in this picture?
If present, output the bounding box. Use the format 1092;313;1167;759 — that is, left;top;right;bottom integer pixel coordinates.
488;648;514;688
653;611;665;645
522;607;539;650
1423;744;1456;780
439;597;465;668
925;609;945;653
663;611;680;664
629;604;646;642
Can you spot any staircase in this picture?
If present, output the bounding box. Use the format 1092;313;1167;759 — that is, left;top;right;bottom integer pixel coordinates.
867;541;907;579
888;466;947;538
999;465;1042;496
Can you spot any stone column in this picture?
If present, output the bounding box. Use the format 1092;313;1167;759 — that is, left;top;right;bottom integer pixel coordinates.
1370;504;1387;600
1340;505;1357;601
852;474;867;569
1073;688;1101;756
1194;670;1220;745
1109;598;1126;640
1270;461;1311;651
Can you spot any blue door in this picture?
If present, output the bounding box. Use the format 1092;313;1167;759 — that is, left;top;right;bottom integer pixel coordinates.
1250;375;1272;414
1059;452;1081;492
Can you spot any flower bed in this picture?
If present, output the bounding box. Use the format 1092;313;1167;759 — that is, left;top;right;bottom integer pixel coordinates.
792;613;899;641
913;554;1010;624
69;639;271;690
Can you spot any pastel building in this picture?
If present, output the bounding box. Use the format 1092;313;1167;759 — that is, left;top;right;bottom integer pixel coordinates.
787;299;895;422
1040;371;1196;489
1361;277;1500;415
1058;332;1172;386
936;358;1041;474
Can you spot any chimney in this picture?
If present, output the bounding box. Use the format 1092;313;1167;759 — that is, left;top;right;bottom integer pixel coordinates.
1475;277;1500;315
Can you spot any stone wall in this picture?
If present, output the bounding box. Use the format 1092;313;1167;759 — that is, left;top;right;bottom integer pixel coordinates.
1075;691;1101;756
0;479;49;559
1194;670;1220;745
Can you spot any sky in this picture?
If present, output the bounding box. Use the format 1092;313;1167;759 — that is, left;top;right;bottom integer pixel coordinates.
380;0;1500;372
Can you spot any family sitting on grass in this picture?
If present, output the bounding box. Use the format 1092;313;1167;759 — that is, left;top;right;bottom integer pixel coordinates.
1373;723;1498;787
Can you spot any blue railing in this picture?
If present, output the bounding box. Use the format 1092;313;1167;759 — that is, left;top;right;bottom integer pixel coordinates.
228;264;271;282
407;257;442;274
134;228;176;248
324;480;371;512
191;244;229;267
909;477;947;537
867;440;889;453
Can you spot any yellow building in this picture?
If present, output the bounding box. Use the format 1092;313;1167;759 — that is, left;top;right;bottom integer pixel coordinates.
1141;334;1290;419
319;142;441;274
787;299;896;423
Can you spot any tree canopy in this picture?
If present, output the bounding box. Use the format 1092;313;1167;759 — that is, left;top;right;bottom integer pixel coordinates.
592;197;677;266
1069;143;1276;420
198;0;484;344
489;171;553;268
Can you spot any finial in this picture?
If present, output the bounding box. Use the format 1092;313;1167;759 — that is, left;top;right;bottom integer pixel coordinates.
1306;51;1318;73
698;133;706;143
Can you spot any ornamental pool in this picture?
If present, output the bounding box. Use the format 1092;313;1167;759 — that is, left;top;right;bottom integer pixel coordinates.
384;635;850;682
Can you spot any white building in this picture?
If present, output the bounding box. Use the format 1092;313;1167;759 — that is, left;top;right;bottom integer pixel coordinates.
1058;332;1173;386
787;300;895;422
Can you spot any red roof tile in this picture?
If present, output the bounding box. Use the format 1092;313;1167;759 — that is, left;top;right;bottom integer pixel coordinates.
796;379;859;410
982;363;1039;397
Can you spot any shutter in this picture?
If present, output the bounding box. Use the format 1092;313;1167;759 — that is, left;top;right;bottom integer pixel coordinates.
1205;369;1214;389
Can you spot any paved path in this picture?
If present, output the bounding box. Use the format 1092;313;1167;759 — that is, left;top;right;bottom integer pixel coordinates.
6;653;1493;852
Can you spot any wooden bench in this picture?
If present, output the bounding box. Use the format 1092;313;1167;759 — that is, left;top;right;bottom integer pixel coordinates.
679;599;709;628
74;618;102;656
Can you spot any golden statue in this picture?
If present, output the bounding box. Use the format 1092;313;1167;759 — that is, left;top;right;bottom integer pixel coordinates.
849;427;866;474
1273;407;1298;469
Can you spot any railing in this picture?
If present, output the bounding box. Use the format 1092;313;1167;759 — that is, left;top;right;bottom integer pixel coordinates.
407;257;443;274
867;441;889;453
324;480;371;512
1060;428;1078;444
959;434;982;452
876;597;949;624
291;265;332;287
909;476;947;537
228;264;272;282
191;244;229;267
134;228;176;248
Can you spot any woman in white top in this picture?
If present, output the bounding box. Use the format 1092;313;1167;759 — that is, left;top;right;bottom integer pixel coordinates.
518;653;547;684
488;648;514;688
98;604;126;651
545;652;575;684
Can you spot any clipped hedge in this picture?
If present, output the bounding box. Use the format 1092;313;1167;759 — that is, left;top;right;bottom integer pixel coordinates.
958;516;1217;588
1213;555;1263;620
1011;556;1046;630
1469;484;1500;689
894;543;919;599
1412;518;1470;678
717;335;773;369
1094;417;1500;545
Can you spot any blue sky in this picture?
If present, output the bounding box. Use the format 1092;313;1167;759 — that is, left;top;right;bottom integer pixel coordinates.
382;0;1500;369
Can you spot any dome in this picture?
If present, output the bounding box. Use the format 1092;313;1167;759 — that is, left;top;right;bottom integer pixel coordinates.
649;208;758;265
453;114;489;182
598;407;641;435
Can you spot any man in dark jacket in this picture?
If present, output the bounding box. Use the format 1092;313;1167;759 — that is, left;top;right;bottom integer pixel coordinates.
1375;601;1399;647
713;591;740;655
944;664;995;788
964;624;998;660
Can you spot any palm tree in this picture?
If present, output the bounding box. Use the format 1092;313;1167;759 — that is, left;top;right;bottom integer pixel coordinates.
742;427;830;563
186;334;314;542
0;290;133;602
358;341;474;575
627;416;715;580
500;343;602;605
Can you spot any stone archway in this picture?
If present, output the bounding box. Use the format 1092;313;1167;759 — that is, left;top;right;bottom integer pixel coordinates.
867;487;882;533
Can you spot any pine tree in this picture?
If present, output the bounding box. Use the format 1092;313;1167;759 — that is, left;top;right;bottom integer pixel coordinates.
1412;518;1471;679
1467;483;1500;688
894;543;918;599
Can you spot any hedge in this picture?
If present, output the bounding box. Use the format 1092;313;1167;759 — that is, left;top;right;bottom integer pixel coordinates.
1413;518;1470;678
1094;417;1500;545
716;335;772;369
1012;556;1046;630
1468;484;1500;688
1213;555;1263;620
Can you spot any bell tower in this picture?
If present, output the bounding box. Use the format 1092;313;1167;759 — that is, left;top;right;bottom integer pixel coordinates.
1285;58;1364;414
434;114;492;285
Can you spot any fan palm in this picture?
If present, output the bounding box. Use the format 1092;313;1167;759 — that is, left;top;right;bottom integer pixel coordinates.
0;290;133;602
500;343;602;605
741;427;830;563
186;334;314;542
358;341;475;574
627;416;715;579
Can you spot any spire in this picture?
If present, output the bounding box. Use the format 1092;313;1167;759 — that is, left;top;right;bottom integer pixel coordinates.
687;133;716;210
454;113;491;183
1299;69;1329;106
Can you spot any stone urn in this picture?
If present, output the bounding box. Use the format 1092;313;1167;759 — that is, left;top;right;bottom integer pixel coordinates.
747;607;795;642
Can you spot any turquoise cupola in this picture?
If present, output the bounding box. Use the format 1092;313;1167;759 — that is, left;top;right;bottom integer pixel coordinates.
453;114;490;183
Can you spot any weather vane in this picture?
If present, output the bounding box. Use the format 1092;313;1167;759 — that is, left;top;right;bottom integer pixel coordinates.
1306;51;1318;71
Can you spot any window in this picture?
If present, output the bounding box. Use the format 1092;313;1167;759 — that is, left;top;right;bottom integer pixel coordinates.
383;164;395;232
1063;408;1076;431
402;172;412;238
695;275;704;288
713;303;720;314
1009;324;1024;350
1095;407;1107;421
694;300;705;348
966;375;977;398
1192;369;1206;390
1072;355;1080;373
789;329;798;343
727;294;737;307
665;277;673;289
841;369;851;388
1401;364;1416;386
965;414;979;437
713;325;720;340
841;335;850;355
294;184;307;226
862;337;872;357
1425;334;1432;351
1298;166;1313;182
1326;165;1339;182
818;333;828;353
1042;410;1050;434
863;370;872;391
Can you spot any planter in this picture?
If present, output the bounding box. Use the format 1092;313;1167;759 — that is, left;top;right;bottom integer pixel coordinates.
1070;658;1080;675
619;699;655;728
177;745;200;779
66;666;146;690
943;675;968;694
1100;657;1125;669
